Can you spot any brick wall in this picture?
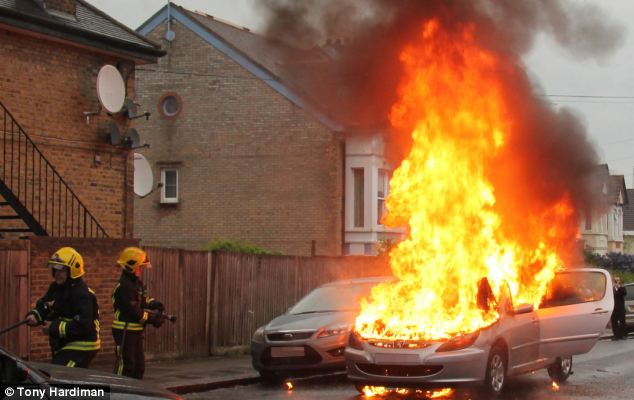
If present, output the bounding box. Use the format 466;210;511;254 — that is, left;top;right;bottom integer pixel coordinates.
0;28;135;238
27;237;139;363
135;19;344;256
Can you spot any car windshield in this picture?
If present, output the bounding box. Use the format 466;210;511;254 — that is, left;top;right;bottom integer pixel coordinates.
289;282;379;314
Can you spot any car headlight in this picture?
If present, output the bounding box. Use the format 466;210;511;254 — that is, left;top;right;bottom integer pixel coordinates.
347;329;364;350
317;325;350;339
252;326;265;342
435;331;480;352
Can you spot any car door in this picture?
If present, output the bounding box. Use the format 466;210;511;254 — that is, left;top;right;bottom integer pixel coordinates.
536;269;613;359
624;284;634;329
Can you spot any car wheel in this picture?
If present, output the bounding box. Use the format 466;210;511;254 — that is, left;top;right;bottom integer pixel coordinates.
354;383;367;394
483;344;507;396
259;371;282;385
547;356;572;383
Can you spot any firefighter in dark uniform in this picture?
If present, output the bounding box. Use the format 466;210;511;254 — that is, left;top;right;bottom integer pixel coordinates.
25;247;100;368
112;247;165;379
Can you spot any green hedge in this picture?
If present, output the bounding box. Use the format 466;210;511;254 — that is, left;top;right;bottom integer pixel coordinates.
206;239;282;255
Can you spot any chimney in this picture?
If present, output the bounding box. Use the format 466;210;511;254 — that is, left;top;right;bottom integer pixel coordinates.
44;0;76;16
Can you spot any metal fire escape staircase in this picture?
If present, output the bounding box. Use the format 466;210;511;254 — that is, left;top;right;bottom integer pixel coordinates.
0;101;108;238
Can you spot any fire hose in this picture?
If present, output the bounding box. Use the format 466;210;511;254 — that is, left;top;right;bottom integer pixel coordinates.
0;319;29;336
145;309;177;323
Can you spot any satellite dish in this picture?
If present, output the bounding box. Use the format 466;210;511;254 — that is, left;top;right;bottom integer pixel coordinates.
124;128;141;148
133;153;153;197
165;30;176;41
107;121;121;145
96;65;126;113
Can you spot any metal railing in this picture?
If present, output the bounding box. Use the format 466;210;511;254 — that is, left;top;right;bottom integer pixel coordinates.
0;101;108;237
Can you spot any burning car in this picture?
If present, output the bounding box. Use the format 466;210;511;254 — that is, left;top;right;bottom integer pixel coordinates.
346;268;613;395
251;276;389;381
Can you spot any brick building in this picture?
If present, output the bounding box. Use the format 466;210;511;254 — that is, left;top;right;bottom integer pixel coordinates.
136;4;404;256
0;0;163;238
0;0;163;363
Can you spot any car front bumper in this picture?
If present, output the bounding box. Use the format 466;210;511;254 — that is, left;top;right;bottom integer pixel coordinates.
345;345;488;388
251;334;349;375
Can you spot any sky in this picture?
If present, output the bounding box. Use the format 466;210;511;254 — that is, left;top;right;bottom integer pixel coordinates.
85;0;634;185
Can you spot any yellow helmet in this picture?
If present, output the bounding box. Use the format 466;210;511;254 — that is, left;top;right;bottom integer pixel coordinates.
48;247;84;279
117;247;151;273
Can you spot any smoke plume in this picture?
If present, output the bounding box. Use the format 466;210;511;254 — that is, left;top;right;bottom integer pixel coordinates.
256;0;625;221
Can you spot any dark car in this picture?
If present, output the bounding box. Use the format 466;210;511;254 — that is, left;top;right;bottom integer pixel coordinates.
251;276;388;381
624;283;634;331
0;346;180;399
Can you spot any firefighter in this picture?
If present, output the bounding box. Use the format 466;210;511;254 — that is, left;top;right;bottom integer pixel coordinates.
25;247;100;368
112;247;165;379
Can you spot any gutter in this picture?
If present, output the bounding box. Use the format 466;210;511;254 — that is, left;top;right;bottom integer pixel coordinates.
0;8;165;62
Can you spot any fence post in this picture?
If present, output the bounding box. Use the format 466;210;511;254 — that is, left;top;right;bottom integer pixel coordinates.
205;250;213;356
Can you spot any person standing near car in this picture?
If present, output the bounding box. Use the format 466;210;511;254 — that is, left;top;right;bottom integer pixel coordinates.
112;247;165;379
25;247;101;367
611;276;627;340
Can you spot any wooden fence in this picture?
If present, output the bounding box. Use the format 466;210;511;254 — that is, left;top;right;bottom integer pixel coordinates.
141;248;390;360
0;243;29;358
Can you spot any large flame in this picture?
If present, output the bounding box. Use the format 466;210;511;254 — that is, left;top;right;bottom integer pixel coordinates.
355;20;579;341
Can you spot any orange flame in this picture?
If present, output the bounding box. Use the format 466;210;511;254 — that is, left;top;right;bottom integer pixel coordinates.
356;19;578;341
552;381;560;391
361;386;454;398
284;381;293;391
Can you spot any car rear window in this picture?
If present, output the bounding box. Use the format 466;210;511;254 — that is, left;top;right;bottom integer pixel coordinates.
540;271;606;308
289;282;379;314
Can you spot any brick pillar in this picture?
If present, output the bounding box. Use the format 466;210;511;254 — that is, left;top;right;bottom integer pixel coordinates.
44;0;76;15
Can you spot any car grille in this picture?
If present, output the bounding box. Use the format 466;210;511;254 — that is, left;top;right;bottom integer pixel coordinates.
356;363;443;377
267;331;314;341
261;346;322;366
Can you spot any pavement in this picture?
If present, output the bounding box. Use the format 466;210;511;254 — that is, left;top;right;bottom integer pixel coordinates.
90;328;621;396
93;354;259;395
143;355;259;394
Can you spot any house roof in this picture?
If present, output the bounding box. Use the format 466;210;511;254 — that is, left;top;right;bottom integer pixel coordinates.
138;4;384;132
0;0;164;62
609;175;628;205
624;189;634;231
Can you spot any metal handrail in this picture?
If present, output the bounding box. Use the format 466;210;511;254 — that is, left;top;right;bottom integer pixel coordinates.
0;101;108;237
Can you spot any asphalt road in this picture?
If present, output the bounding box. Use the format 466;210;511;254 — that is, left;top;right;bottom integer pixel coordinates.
185;336;634;400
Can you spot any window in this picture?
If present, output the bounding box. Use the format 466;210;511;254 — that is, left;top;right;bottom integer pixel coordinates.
353;168;364;227
540;271;606;308
377;169;389;225
158;92;182;119
161;168;178;203
584;209;592;230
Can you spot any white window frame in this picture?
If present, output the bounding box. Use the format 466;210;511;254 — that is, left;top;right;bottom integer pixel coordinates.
160;167;179;204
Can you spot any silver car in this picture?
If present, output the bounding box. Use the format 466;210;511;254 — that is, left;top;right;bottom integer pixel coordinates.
251;276;389;381
346;268;613;395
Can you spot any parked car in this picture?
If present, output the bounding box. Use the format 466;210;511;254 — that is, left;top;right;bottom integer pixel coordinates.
251;276;389;381
0;346;180;399
345;268;613;396
624;282;634;331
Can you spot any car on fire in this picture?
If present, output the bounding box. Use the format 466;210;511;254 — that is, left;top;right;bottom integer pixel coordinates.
345;268;613;395
0;346;180;399
251;276;389;381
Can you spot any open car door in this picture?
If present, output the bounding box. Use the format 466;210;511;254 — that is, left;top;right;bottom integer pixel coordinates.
536;268;613;358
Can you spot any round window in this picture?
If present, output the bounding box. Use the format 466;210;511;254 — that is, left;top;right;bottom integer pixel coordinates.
158;93;182;118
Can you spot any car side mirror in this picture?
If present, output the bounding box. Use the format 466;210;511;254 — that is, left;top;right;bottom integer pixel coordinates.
512;303;534;315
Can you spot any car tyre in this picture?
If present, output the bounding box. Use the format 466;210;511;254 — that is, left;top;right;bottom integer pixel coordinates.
354;383;367;394
547;356;572;383
483;344;507;396
259;371;282;385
